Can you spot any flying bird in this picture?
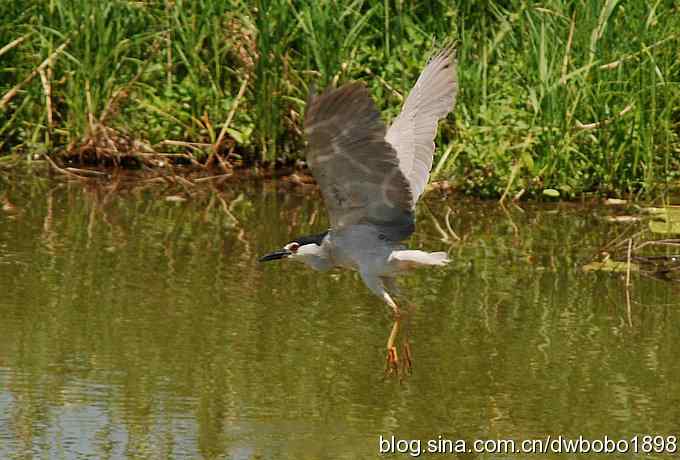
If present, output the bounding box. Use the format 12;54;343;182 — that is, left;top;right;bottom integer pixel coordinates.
260;47;458;372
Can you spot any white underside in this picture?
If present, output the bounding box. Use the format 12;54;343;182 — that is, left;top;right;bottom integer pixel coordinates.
388;250;450;271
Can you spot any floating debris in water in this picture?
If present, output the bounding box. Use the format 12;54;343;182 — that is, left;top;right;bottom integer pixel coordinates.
605;215;640;223
585;205;680;281
604;198;628;206
583;259;639;273
645;207;680;235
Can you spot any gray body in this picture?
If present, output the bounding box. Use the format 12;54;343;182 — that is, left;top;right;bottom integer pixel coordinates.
309;226;394;273
260;47;458;313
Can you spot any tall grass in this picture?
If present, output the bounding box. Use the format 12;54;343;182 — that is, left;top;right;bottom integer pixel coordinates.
0;0;678;197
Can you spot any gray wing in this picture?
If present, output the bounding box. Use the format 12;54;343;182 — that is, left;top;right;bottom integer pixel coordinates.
304;83;415;241
385;47;458;203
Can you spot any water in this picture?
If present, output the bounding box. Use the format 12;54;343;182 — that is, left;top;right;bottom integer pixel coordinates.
1;172;679;459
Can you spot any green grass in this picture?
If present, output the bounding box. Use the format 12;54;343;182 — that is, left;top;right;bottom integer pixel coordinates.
1;0;679;198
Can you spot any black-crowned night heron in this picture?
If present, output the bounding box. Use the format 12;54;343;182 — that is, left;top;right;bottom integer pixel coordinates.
260;48;458;372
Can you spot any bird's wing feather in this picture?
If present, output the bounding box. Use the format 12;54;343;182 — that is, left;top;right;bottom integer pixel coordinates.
385;47;458;203
304;83;415;241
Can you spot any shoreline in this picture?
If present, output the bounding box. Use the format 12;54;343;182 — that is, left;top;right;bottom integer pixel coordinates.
2;156;679;205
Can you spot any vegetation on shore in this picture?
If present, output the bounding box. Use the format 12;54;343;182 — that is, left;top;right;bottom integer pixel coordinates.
1;0;679;198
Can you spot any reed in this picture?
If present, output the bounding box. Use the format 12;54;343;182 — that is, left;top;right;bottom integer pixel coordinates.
0;0;678;197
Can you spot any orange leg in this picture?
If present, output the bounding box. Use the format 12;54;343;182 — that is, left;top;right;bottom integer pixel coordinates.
385;318;400;374
359;274;412;377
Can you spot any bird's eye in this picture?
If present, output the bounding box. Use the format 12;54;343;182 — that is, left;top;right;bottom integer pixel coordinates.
288;243;300;253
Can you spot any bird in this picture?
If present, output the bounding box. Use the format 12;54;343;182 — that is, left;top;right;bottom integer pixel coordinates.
259;47;458;372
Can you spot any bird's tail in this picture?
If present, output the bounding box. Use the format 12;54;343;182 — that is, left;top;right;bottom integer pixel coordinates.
389;250;450;270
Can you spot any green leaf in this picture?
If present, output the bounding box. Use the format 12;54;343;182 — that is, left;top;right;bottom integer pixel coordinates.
583;259;638;273
646;207;680;234
649;220;680;235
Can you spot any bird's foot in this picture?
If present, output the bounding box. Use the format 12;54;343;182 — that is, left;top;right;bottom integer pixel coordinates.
384;342;412;377
385;346;399;375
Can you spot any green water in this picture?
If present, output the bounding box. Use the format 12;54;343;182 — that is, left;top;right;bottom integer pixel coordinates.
1;174;679;459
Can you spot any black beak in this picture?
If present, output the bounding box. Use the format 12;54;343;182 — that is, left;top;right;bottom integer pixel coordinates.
258;249;291;262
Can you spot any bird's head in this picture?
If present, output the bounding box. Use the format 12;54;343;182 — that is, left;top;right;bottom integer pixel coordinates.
259;231;329;267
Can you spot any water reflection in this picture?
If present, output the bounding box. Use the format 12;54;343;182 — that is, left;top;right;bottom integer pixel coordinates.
1;173;679;459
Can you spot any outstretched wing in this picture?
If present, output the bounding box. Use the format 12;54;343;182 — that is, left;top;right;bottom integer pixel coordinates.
385;47;458;203
304;83;415;241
